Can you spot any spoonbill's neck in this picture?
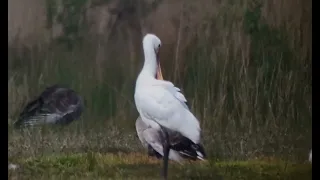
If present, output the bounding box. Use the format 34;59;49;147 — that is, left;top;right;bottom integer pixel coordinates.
141;42;157;77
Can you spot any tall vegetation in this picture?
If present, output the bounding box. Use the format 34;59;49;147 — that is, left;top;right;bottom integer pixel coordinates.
8;0;311;161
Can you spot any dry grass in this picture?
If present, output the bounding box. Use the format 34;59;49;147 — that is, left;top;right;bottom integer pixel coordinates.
8;0;311;179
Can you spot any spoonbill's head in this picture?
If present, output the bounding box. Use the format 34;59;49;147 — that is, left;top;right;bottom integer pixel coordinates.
142;34;163;80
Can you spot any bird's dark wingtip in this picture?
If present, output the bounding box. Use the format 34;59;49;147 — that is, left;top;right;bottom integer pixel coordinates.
195;143;207;159
170;137;207;161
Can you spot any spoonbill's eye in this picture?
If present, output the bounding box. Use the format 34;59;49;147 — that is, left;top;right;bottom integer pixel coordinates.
158;44;161;48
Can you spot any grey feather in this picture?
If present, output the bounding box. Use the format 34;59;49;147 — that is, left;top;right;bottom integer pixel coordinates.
135;116;206;162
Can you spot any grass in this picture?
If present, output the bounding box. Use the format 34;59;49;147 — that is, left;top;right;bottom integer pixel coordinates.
8;0;311;179
9;152;312;180
8;122;312;179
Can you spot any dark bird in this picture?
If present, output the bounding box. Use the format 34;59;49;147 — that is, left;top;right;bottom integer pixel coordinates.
14;85;84;128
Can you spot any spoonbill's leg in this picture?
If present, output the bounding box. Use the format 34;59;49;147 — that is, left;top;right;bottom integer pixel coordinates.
160;127;170;180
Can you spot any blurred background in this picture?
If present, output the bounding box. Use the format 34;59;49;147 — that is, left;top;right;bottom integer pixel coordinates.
8;0;311;162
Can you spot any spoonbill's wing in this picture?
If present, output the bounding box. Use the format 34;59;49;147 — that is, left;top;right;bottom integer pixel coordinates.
135;80;201;144
156;80;189;109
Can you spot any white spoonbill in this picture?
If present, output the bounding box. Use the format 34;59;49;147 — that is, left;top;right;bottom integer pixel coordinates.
134;34;205;179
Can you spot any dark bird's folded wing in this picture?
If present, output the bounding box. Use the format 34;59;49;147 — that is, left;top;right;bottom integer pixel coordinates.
14;85;84;128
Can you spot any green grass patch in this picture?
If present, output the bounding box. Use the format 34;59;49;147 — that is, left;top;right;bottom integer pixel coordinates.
9;152;312;180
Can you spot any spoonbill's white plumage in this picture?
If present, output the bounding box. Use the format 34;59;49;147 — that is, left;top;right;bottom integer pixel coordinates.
134;34;205;179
